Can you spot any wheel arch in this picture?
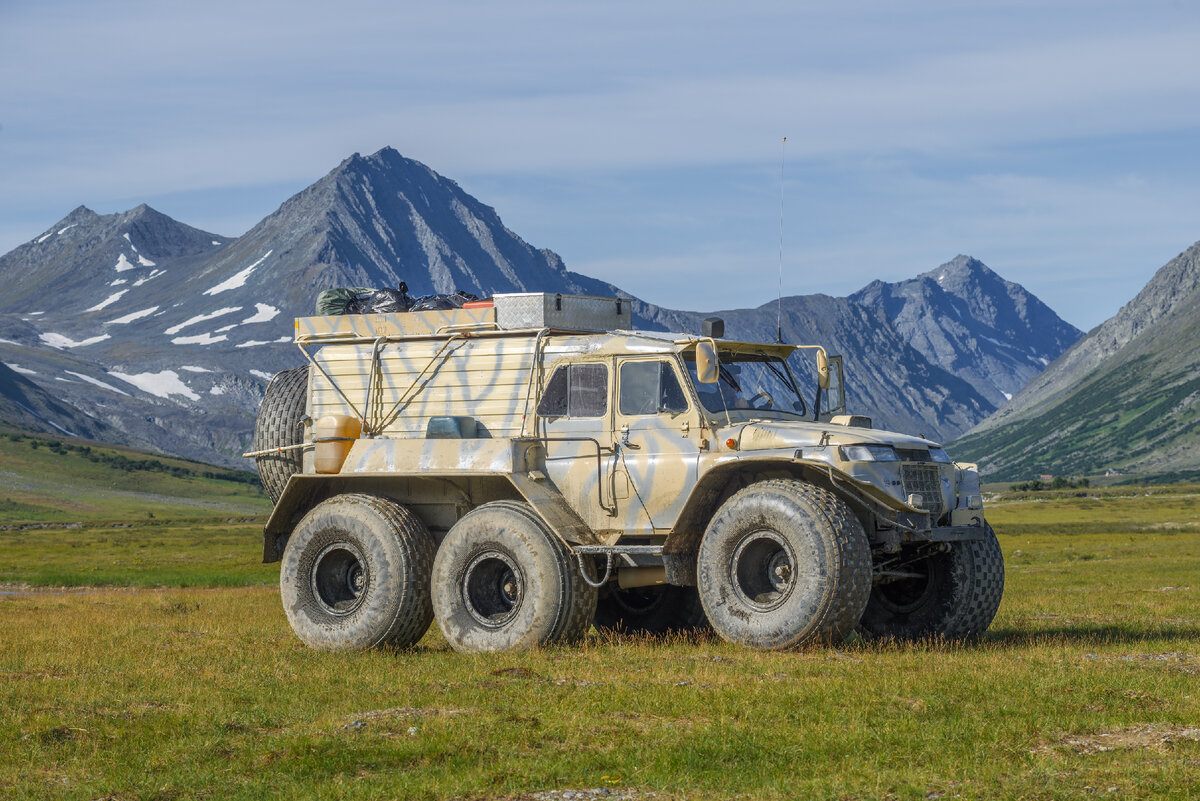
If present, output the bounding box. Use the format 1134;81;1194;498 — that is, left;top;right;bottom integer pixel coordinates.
262;473;523;563
666;458;878;555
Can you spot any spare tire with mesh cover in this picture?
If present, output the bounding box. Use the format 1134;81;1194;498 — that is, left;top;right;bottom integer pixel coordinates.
254;365;308;502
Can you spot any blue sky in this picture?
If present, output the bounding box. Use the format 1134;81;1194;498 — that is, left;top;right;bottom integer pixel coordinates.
3;1;1198;331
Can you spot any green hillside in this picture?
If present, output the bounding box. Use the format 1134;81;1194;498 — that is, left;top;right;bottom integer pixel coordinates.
953;302;1200;482
0;427;270;523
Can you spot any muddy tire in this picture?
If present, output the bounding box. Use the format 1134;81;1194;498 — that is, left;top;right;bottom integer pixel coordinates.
697;479;871;650
594;584;709;635
432;501;597;653
280;493;435;651
254;365;308;502
859;524;1004;641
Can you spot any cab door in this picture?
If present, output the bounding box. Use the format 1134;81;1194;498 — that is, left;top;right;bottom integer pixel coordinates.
612;357;702;533
535;359;622;533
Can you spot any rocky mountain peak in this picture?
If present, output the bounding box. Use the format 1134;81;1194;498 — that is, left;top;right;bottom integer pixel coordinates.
848;255;1082;406
967;239;1200;436
1;147;1080;468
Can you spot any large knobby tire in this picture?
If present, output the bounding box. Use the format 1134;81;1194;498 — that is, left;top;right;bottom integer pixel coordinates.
858;524;1005;641
280;493;435;651
432;501;597;653
697;479;871;650
594;584;709;635
254;365;308;502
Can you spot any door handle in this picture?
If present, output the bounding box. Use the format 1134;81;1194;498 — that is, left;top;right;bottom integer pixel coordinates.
620;425;641;449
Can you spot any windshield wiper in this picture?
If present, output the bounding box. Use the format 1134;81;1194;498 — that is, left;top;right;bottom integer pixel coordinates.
718;365;741;392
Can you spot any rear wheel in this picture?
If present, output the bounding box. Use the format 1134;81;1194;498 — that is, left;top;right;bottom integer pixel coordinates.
280;494;435;650
432;501;596;653
859;524;1004;641
697;479;871;650
254;365;308;502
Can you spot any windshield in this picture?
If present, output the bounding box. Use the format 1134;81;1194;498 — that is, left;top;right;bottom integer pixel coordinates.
683;350;807;417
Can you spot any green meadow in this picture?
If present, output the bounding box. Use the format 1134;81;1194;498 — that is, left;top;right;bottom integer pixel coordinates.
1;434;1197;799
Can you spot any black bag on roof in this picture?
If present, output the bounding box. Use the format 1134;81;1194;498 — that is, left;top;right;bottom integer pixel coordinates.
317;283;413;315
347;283;412;314
408;289;480;312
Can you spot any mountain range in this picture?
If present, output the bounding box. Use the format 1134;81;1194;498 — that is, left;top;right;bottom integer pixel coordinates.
1;147;1083;469
953;240;1200;481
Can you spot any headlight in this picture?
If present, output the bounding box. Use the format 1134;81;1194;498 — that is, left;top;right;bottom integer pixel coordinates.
928;447;952;464
841;444;899;462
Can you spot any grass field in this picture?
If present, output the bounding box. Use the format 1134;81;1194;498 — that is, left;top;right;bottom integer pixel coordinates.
1;474;1198;799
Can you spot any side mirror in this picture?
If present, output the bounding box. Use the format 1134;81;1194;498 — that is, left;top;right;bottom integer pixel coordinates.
695;342;719;384
816;350;830;389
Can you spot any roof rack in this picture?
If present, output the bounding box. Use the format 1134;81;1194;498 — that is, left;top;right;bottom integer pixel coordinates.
295;292;630;344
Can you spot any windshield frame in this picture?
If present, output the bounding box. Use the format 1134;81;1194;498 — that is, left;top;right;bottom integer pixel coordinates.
681;347;809;421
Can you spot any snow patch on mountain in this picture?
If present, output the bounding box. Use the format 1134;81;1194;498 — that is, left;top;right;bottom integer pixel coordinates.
109;369;200;401
114;254;138;272
108;306;159;325
171;332;227;345
180;365;212;373
164;307;241;335
133;270;165;287
86;290;129;312
40;332;111;349
4;363;37;376
250;370;273;380
64;370;130;396
204;250;272;295
242;303;279;324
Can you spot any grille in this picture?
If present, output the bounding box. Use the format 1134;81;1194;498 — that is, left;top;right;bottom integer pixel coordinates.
901;463;945;519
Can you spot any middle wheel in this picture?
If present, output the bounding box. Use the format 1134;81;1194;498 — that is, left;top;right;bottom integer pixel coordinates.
432;501;597;653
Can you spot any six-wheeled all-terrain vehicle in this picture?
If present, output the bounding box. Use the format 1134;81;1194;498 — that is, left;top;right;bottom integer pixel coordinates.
249;293;1003;652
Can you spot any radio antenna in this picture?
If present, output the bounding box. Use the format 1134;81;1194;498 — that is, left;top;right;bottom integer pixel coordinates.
777;136;787;343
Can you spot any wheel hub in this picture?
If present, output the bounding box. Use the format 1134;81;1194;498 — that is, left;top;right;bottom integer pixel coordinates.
311;542;369;616
731;530;796;611
463;550;524;628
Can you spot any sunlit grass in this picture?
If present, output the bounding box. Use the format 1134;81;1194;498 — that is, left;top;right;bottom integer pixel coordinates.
1;488;1198;799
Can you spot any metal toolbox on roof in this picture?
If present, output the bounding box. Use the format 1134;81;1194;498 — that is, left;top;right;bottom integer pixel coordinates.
493;293;630;332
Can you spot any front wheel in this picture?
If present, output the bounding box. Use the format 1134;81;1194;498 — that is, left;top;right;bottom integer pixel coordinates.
697;479;871;650
858;524;1004;641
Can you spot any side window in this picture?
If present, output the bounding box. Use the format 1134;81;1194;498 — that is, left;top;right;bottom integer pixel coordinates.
537;363;609;419
660;364;688;413
568;363;608;417
620;361;689;416
536;366;568;418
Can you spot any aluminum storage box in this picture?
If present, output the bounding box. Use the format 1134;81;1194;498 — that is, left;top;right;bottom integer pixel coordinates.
493;293;630;332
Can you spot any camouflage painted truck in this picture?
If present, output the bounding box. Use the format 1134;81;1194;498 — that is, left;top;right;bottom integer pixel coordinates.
250;293;1003;653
